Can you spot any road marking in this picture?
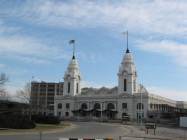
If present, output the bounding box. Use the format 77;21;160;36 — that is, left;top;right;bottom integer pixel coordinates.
59;138;113;140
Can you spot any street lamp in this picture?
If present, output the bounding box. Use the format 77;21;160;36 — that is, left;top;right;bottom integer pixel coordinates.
140;84;143;126
101;102;104;121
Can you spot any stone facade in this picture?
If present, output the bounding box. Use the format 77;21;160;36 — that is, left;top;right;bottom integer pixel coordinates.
53;48;187;121
31;47;187;121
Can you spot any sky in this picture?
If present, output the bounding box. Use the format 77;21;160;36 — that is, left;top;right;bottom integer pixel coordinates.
0;0;187;101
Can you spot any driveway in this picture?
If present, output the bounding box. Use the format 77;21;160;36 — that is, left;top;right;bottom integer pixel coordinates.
0;122;185;140
0;122;129;140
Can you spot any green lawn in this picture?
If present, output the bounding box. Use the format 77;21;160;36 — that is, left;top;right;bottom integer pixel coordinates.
0;123;70;135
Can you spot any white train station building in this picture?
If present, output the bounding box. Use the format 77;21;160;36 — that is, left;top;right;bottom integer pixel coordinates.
51;46;187;121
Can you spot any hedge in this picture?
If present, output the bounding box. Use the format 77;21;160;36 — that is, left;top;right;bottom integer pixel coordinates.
32;115;60;124
0;113;35;129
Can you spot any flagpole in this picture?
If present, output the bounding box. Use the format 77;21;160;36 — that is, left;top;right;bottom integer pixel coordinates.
69;40;75;59
73;42;75;57
127;31;128;50
122;31;129;51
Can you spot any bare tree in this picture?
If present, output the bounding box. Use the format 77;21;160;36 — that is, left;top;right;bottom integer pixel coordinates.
0;73;9;98
16;83;31;103
16;83;32;120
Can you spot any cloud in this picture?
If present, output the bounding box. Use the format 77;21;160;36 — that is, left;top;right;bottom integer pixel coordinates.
0;34;102;65
136;39;187;67
0;34;66;64
0;21;20;35
0;63;6;68
147;86;187;101
1;0;186;67
12;0;187;67
10;0;186;38
0;36;46;56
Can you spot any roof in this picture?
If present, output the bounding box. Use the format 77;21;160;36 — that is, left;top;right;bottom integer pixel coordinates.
81;86;118;96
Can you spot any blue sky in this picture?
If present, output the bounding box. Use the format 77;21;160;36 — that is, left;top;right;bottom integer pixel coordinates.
0;0;187;100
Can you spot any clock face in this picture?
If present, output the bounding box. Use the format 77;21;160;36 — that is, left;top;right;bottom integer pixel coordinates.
122;70;128;75
65;74;71;80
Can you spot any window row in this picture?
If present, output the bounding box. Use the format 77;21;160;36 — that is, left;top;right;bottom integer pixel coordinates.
58;111;69;117
57;102;129;109
57;103;70;109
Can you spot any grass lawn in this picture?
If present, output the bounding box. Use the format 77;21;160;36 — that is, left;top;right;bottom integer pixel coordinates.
0;122;70;135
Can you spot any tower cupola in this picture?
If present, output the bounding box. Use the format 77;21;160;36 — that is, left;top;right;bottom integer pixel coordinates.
63;40;81;96
118;32;137;95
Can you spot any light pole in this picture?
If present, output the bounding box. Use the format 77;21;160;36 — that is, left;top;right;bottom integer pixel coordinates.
101;102;104;121
101;102;102;121
140;84;143;126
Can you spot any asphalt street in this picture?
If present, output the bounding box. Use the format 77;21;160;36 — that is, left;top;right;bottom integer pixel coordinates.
0;122;130;140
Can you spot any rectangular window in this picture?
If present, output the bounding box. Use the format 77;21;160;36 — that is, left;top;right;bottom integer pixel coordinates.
68;82;70;93
66;103;70;109
122;103;127;109
65;112;69;117
124;79;127;91
58;112;61;116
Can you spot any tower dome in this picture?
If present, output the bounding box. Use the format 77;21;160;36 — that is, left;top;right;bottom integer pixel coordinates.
65;56;81;77
119;49;136;75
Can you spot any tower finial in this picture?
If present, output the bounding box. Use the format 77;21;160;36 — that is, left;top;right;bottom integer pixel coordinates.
123;31;130;53
69;39;75;59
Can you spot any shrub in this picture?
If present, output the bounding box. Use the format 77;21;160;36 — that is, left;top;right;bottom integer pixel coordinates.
0;113;35;129
32;115;60;124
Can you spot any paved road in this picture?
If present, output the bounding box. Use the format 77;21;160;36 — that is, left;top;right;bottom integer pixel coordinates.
0;122;130;140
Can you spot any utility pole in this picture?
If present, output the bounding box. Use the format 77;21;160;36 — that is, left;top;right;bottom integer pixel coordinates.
140;84;143;126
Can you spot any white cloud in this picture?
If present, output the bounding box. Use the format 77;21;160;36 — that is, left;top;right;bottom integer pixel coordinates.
0;63;6;68
0;34;102;65
0;35;55;56
136;39;187;67
13;0;186;38
0;34;66;64
6;85;18;96
147;86;187;101
16;1;187;68
1;0;186;66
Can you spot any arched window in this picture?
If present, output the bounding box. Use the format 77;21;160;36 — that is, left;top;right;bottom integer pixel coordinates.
137;103;144;110
65;112;69;116
94;103;101;110
124;79;127;91
76;83;79;93
68;82;70;93
107;103;115;110
81;103;88;110
150;103;153;109
58;103;62;109
122;103;127;109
